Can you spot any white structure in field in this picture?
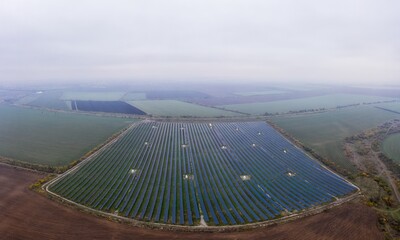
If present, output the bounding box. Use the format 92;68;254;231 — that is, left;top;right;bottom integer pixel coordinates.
183;174;194;180
240;175;251;181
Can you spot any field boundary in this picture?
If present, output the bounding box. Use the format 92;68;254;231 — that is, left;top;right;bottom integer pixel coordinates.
149;116;266;122
0;160;48;175
0;155;53;173
375;106;400;115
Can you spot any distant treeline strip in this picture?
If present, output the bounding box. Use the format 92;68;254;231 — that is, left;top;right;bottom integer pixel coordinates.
0;155;59;173
374;106;400;115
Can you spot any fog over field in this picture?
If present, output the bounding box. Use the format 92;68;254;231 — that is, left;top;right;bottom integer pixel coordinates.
2;2;400;238
0;0;399;87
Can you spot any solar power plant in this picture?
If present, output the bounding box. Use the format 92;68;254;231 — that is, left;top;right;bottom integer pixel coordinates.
49;121;357;226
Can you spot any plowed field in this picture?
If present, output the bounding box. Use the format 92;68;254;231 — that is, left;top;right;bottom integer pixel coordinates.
0;164;383;240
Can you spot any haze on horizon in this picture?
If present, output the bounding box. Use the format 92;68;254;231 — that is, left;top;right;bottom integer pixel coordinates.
0;0;399;87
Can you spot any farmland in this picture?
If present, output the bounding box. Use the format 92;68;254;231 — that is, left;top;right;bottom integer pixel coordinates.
234;90;288;96
382;133;400;163
376;102;400;114
220;94;396;115
145;90;209;100
0;164;382;240
49;121;356;226
0;104;132;166
17;91;70;110
271;106;399;171
128;100;243;117
61;91;127;101
122;92;147;101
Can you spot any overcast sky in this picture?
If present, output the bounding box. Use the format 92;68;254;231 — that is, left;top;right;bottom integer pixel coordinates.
0;0;399;86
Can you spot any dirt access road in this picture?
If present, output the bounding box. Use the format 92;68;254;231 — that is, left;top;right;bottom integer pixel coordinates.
0;164;383;240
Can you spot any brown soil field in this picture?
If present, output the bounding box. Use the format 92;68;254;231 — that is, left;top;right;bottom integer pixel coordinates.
0;164;383;240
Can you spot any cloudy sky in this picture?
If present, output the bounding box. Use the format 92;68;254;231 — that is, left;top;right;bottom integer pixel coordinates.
1;0;399;86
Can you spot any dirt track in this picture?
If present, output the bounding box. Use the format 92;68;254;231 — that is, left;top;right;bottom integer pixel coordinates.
0;164;383;240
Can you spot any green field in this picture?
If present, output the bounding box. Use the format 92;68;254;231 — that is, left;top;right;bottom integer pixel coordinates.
220;94;396;115
376;102;400;113
122;92;147;100
271;106;399;171
61;91;127;101
29;91;70;110
15;93;40;105
382;133;400;163
128;100;243;117
0;104;132;166
279;85;330;91
16;91;69;110
234;90;287;96
16;90;71;110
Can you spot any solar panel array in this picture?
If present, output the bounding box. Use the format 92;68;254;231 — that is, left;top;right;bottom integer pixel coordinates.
50;121;357;225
